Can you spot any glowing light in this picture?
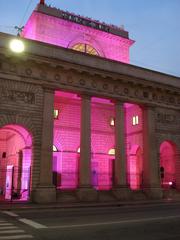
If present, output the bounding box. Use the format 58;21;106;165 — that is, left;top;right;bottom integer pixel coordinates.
169;181;173;186
110;117;115;126
132;115;139;126
77;147;80;153
54;109;59;119
72;43;99;56
108;148;115;155
53;145;58;152
9;39;25;53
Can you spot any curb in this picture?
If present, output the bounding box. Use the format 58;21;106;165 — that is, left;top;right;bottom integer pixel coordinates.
0;199;179;211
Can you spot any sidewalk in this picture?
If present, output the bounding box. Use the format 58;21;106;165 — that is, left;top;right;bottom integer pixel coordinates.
0;198;179;211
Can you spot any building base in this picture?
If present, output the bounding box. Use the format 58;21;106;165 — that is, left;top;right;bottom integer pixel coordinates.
31;185;56;203
144;187;163;199
113;186;131;200
76;187;98;202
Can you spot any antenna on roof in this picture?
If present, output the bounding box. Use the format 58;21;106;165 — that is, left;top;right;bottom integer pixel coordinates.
15;26;24;36
40;0;45;4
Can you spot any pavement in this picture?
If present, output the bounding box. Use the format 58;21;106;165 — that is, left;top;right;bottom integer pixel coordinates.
1;199;180;240
0;198;179;211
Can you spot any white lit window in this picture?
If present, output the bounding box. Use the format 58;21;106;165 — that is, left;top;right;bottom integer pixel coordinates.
132;115;139;126
53;145;58;152
72;43;99;56
77;147;80;153
108;148;115;155
110;117;115;126
54;109;59;119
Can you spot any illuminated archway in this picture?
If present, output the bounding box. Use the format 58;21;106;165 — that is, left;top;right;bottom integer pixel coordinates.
0;124;32;201
160;141;177;189
128;145;143;190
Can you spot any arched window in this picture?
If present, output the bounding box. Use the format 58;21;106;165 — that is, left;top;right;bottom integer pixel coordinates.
53;145;58;152
108;148;115;156
72;43;99;56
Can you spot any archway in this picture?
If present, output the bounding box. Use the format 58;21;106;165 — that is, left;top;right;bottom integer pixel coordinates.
128;145;143;190
160;141;177;189
0;124;32;201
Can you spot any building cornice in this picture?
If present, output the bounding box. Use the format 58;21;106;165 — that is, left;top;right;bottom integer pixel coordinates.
35;4;130;39
0;32;180;110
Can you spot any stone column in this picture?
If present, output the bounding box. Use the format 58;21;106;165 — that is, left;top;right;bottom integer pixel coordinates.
77;95;97;201
113;101;130;200
142;105;162;199
32;88;56;203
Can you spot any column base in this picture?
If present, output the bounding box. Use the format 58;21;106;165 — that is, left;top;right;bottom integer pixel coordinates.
143;187;163;199
113;186;131;201
76;187;98;202
31;185;56;203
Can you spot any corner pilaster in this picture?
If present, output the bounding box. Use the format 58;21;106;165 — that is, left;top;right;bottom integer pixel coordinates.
32;88;56;203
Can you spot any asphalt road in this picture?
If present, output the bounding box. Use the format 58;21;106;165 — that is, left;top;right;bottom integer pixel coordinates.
0;202;180;240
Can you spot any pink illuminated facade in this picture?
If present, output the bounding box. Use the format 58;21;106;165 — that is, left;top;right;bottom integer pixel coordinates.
0;1;180;203
22;4;134;63
0;125;32;201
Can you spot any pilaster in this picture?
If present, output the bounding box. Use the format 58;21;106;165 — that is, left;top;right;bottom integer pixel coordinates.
142;105;162;199
77;94;97;201
32;88;56;203
113;101;130;200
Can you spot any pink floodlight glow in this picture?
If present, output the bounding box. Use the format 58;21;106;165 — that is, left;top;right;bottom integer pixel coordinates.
53;93;145;191
0;125;32;202
22;8;134;63
53;91;81;189
125;103;143;190
160;141;176;188
21;148;31;200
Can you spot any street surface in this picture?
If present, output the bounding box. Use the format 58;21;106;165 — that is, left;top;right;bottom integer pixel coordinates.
0;202;180;240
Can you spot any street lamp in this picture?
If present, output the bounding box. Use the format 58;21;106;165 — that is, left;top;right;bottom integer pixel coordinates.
9;39;25;53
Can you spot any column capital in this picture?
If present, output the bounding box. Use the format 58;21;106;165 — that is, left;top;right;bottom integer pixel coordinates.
80;94;92;100
112;99;124;106
142;103;157;111
43;86;55;94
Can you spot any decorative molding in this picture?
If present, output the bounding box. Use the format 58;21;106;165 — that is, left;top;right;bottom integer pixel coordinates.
1;53;180;109
0;87;35;104
156;113;178;124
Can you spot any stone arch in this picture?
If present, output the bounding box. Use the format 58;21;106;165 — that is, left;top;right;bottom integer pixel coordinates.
157;135;180;152
159;140;179;189
128;144;143;190
0;120;33;201
0;114;36;139
0;113;42;198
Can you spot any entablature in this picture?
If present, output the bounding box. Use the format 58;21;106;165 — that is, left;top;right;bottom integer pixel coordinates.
0;33;180;109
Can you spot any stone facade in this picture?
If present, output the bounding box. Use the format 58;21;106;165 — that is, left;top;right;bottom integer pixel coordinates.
0;27;180;203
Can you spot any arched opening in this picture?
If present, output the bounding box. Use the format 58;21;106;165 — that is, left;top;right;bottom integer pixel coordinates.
108;148;115;189
128;145;143;190
71;43;99;56
160;141;177;189
0;124;32;201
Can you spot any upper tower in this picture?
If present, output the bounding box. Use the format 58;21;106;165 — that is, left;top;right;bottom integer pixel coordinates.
21;2;134;63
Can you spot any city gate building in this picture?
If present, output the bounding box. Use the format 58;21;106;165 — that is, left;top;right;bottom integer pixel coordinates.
0;1;180;203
